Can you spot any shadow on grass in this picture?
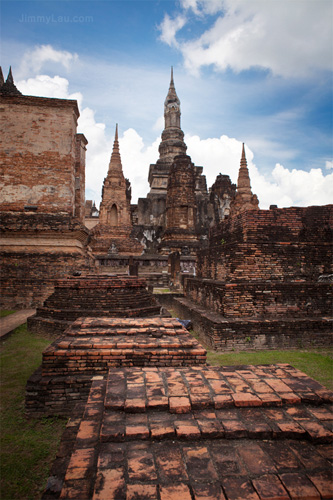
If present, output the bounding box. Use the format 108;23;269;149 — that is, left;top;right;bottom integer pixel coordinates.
0;324;67;500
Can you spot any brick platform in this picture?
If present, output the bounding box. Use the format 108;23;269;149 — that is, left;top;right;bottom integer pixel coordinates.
43;317;206;375
46;364;333;500
173;296;333;351
26;318;206;416
28;275;162;336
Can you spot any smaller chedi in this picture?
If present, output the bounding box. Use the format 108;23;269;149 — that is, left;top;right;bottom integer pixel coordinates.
229;143;259;216
89;125;143;256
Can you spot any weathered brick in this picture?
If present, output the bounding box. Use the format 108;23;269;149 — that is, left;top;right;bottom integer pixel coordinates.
252;474;290;500
238;442;276;475
192;483;226;500
159;483;192;500
307;470;333;499
222;476;260;500
279;473;321;500
126;484;158;500
92;468;126;500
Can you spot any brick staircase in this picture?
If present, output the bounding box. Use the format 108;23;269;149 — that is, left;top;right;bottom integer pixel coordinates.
28;275;162;335
44;363;333;500
26;317;206;416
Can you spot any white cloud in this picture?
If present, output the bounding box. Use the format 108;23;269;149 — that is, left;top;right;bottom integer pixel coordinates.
185;134;333;209
185;134;241;185
78;107;111;204
162;0;332;78
271;164;333;207
17;74;83;107
180;0;201;15
120;129;159;202
180;0;223;16
153;115;164;133
18;44;78;75
158;14;187;47
326;160;333;170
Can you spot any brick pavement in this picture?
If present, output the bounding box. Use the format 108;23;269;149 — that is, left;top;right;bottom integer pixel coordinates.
49;364;333;500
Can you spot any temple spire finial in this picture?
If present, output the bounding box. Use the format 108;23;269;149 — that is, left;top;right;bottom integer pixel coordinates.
108;123;122;175
170;66;174;85
0;66;22;96
241;142;246;162
237;142;251;192
7;66;14;84
230;142;259;215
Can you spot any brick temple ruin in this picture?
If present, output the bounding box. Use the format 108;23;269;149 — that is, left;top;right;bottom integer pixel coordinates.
1;65;332;349
0;67;93;308
1;66;333;499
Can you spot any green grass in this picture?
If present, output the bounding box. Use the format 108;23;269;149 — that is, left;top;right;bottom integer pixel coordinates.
186;328;333;390
206;349;333;390
168;311;333;390
0;310;16;318
0;324;67;500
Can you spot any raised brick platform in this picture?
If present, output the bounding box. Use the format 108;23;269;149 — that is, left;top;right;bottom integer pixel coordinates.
43;317;206;375
26;318;206;416
173;296;333;351
45;364;333;500
28;275;162;336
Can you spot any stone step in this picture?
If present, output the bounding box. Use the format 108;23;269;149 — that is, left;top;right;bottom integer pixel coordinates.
53;371;333;500
101;366;333;414
35;304;162;320
65;316;186;335
41;318;207;376
28;275;163;336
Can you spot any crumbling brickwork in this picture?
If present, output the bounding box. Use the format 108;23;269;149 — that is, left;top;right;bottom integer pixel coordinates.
74;134;88;223
159;154;200;255
185;279;332;318
178;204;333;350
0;213;92;308
28;274;162;335
0;95;86;216
198;205;333;282
0;77;92;309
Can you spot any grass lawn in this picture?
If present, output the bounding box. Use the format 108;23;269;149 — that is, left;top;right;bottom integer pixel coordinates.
0;324;67;500
186;329;333;390
0;310;16;318
206;348;333;390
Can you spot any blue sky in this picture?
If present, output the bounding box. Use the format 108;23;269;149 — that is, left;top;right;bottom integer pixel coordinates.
1;0;332;208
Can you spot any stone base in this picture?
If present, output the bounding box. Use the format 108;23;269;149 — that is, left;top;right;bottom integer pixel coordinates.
172;297;333;351
28;275;162;336
43;364;333;500
26;317;206;416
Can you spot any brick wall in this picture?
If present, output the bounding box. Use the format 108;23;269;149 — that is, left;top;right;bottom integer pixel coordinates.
74;134;88;223
0;95;83;215
198;205;333;281
0;213;93;308
185;279;332;318
172;297;333;351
